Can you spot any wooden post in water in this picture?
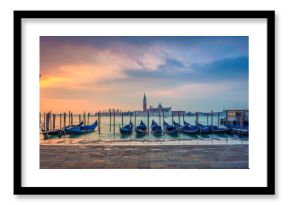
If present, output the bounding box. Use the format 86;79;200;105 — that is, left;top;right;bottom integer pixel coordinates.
64;112;66;128
183;112;185;123
218;113;220;128
195;112;198;125
134;112;136;127
43;112;46;130
79;114;81;123
159;111;161;126
147;111;150;132
109;111;112;131
207;113;209;125
71;113;74;125
225;110;228;126
162;111;165;129
83;112;86;125
98;112;101;134
130;112;132;122
211;110;213;126
68;111;71;126
87;112;90;125
45;113;48;131
49;111;52;130
121;112;124;126
178;112;180;125
113;109;116;134
60;113;62;129
171;112;174;124
240;111;244;128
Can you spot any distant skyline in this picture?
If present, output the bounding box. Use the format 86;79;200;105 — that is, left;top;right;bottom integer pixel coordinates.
40;36;248;113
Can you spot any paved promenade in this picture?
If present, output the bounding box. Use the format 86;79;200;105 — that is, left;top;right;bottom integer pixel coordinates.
40;144;248;169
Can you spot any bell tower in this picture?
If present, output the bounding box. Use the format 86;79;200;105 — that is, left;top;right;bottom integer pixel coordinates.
143;93;147;112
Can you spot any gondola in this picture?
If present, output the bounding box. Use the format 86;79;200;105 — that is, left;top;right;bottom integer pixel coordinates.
42;121;84;137
65;120;98;135
163;121;179;135
197;123;211;134
174;121;199;135
209;125;230;134
135;120;148;134
120;121;134;134
151;120;162;135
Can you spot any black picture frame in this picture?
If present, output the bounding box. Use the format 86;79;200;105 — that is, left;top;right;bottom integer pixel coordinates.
14;10;275;195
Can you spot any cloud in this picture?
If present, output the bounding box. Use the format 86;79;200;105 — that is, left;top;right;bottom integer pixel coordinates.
40;36;249;112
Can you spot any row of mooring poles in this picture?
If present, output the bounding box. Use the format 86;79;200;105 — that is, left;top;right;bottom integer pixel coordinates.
41;111;96;131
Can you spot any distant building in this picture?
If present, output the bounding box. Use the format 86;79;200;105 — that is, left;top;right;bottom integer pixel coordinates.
136;94;172;116
148;102;171;113
143;93;147;112
172;111;185;116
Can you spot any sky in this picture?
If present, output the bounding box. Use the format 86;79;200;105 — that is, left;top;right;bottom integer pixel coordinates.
40;36;248;113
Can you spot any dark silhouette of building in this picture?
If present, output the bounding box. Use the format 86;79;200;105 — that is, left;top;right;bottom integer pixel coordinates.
143;93;147;112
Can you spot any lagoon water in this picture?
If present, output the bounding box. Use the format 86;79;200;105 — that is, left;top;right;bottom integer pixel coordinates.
40;114;248;145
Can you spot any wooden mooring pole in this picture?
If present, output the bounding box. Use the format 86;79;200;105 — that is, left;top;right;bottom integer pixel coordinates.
60;113;62;129
43;112;46;130
147;111;150;132
98;112;101;134
211;110;213;126
113;109;116;134
79;114;81;123
134;112;136;127
64;112;66;128
49;111;52;130
109;111;112;131
87;112;90;125
121;112;124;126
71;112;73;126
46;112;50;131
178;112;180;125
171;112;174;124
183;112;185;123
159;111;161;126
218;113;220;128
83;112;86;125
162;111;165;129
207;113;209;125
68;111;71;126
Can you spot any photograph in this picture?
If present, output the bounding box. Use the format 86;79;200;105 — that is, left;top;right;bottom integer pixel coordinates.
39;36;249;169
14;10;274;194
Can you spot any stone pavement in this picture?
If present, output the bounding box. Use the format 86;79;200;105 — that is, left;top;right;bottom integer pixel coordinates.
40;144;248;169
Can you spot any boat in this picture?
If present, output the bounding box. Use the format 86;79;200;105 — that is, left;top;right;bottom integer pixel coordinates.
65;120;98;135
226;124;249;136
197;123;211;134
174;121;199;135
135;120;148;134
120;121;134;134
209;125;230;134
42;121;84;137
163;121;179;135
151;120;162;135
